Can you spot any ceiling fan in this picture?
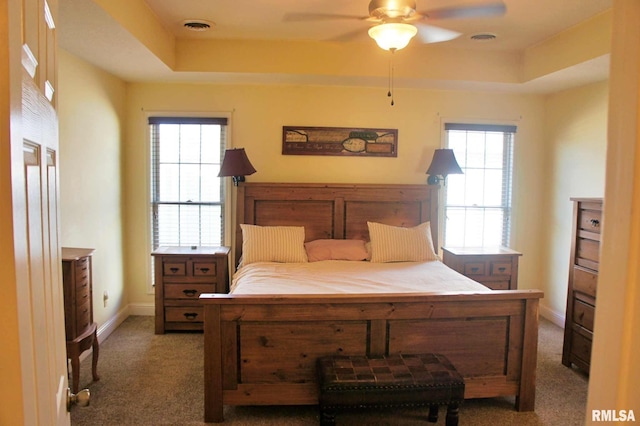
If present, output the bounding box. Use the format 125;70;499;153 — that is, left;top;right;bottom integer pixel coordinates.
284;0;506;51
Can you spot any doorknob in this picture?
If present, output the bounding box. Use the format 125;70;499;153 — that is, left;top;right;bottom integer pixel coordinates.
67;388;90;411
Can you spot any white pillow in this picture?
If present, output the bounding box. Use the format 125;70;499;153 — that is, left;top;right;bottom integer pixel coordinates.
367;221;438;263
240;224;308;265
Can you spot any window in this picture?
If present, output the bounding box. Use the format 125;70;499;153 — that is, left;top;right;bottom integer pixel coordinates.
149;116;227;252
443;123;516;248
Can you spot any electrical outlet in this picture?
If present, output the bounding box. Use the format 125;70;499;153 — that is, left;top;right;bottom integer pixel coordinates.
103;290;109;307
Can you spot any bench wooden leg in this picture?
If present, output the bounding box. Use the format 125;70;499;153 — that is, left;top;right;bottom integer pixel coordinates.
445;402;460;426
319;407;336;426
428;405;439;422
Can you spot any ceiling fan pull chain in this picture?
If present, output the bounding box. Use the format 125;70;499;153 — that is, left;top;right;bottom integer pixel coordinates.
390;52;395;106
387;56;392;98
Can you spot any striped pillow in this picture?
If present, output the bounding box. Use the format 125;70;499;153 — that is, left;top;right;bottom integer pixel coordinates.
240;224;308;265
367;221;438;263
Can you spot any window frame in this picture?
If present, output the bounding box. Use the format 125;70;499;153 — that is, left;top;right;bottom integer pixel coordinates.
145;113;231;293
441;121;517;249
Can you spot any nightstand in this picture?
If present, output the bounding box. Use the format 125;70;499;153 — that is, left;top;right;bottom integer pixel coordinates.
442;247;522;290
152;246;230;334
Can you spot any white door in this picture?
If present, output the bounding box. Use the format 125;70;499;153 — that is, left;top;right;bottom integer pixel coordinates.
7;0;70;423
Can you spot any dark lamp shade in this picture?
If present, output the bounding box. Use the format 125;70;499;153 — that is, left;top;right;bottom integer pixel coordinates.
426;149;463;184
218;148;256;178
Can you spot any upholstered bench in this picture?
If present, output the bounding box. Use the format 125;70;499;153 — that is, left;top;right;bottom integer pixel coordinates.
317;353;465;425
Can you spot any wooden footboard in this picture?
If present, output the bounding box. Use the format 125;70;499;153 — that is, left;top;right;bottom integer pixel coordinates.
201;290;543;423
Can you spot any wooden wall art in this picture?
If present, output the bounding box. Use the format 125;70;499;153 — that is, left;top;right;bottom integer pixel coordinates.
282;126;397;157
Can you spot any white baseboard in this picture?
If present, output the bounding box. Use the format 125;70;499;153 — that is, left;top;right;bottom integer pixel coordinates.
96;303;154;342
127;302;154;317
78;303;154;363
540;304;565;328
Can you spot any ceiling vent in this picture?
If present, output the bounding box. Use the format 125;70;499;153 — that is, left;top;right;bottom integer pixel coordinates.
183;20;214;32
470;33;497;41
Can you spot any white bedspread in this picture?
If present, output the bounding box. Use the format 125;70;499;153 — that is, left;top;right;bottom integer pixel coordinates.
231;260;490;294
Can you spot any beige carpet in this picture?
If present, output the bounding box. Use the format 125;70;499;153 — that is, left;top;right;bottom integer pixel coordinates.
71;316;588;425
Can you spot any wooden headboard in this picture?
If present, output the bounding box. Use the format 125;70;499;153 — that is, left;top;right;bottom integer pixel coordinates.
235;183;440;263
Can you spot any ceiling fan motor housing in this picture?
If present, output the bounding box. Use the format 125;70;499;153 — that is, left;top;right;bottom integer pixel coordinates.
368;0;417;20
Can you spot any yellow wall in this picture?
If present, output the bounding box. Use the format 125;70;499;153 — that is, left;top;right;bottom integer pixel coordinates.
123;82;546;305
58;49;128;327
58;47;608;338
541;81;608;321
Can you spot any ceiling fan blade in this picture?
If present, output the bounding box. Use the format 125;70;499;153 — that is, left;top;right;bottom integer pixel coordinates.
415;23;462;44
328;27;368;43
417;2;506;20
283;12;369;22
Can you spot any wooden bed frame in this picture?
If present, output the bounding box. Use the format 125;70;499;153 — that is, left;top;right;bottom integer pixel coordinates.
200;183;543;423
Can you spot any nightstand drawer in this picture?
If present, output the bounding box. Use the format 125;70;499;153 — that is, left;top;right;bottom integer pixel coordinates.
464;263;485;275
482;281;510;290
164;283;216;299
490;262;511;276
164;262;187;276
193;262;216;276
165;306;203;323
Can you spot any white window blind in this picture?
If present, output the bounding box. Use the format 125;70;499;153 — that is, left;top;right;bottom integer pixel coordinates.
149;117;227;250
443;123;516;248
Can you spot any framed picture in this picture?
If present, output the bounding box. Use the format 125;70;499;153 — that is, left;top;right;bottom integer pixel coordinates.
282;126;398;157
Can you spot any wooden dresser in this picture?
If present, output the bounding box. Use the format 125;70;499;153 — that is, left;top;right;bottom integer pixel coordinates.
62;247;100;393
562;198;602;373
152;246;230;334
442;247;522;290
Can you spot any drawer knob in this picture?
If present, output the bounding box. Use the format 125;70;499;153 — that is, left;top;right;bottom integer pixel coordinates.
170;267;179;273
183;289;197;297
471;267;479;272
590;219;600;227
183;312;198;321
498;267;506;272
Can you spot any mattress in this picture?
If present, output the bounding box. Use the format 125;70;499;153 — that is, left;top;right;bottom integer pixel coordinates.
231;260;491;295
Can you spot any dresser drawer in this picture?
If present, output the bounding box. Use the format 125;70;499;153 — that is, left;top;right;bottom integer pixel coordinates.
573;299;595;331
76;298;92;333
75;286;91;306
164;283;216;300
165;306;204;323
75;275;90;295
570;329;593;365
75;255;89;271
576;238;600;270
464;263;485;276
490;262;512;276
193;262;216;276
578;208;602;234
573;267;597;298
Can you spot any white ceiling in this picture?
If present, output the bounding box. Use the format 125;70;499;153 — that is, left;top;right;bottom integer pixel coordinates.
58;0;612;92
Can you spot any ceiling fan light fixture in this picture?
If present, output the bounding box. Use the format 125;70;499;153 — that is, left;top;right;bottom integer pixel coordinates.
368;22;418;51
